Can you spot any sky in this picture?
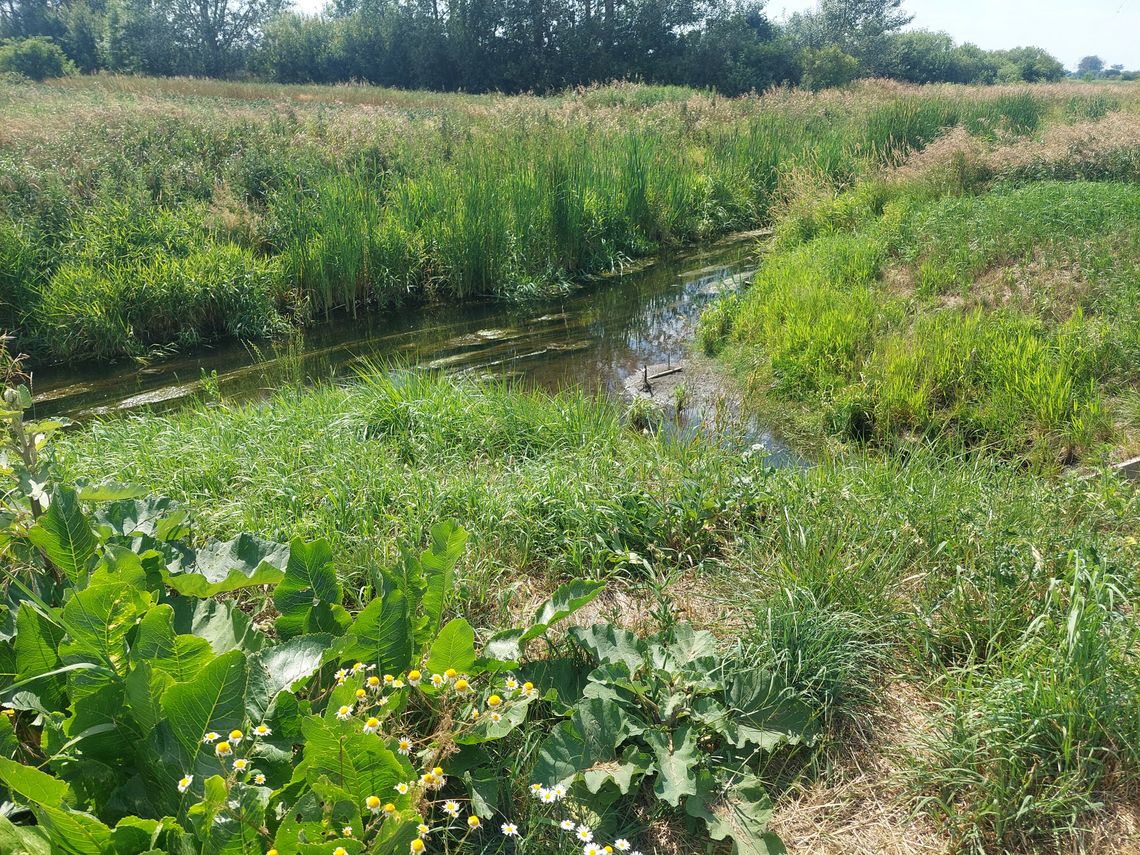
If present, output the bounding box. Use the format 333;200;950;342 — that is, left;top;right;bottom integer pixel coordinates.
770;0;1140;71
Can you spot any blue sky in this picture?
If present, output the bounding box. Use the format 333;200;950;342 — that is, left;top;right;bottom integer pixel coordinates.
771;0;1140;70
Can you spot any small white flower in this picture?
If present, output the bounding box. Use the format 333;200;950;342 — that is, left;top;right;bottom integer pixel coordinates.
504;676;519;692
177;775;192;793
560;819;576;831
362;717;380;734
351;661;366;674
501;822;519;837
418;823;430;837
430;673;445;688
336;704;353;720
489;711;502;723
228;729;243;745
397;737;413;755
254;773;266;785
615;840;632;852
442;800;461;818
552;784;567;800
343;825;354;836
395;782;411;795
335;669;349;685
529;783;543;795
540;788;556;804
232;758;249;772
576;825;593;843
253;724;271;737
201;732;220;744
583;845;603;855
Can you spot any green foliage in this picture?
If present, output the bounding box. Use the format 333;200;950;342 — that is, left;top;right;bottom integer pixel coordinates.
0;37;75;80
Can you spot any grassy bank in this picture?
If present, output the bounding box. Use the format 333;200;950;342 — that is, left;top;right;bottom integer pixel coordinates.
2;78;1135;363
700;107;1140;467
53;371;1140;852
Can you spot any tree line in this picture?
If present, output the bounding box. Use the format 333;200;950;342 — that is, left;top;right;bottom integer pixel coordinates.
0;0;1127;93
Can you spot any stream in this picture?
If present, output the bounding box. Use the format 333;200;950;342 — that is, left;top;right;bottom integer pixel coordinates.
29;231;795;463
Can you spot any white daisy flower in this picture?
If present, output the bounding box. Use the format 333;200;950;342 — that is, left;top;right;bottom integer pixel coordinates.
366;795;382;814
397;737;413;755
395;782;411;795
576;826;593;843
201;732;220;744
552;784;567;800
615;840;631;852
560;819;576;831
501;822;519;837
177;775;192;793
253;773;266;785
442;800;461;818
336;704;353;720
253;724;271;737
232;758;249;772
363;717;380;734
540;788;556;804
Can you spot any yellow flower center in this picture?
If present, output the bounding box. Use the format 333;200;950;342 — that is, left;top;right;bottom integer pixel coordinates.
411;840;425;853
487;694;502;707
408;670;421;680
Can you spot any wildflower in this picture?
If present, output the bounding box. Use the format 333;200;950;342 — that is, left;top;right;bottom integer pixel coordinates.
254;773;266;785
352;661;365;674
343;826;354;836
384;673;395;685
253;724;271;737
604;848;613;854
363;717;380;734
335;669;349;685
489;711;502;723
487;694;502;707
383;803;396;816
442;800;461;818
560;820;576;831
467;816;481;829
228;729;243;745
377;695;390;706
529;783;543;795
391;679;405;689
552;784;567;800
366;795;382;814
576;825;593;843
613;841;630;852
410;840;425;855
202;732;220;744
504;676;519;692
177;775;192;793
406;670;421;686
522;681;535;697
267;850;278;855
421;772;436;786
583;846;603;855
540;788;556;804
501;823;519;837
334;849;348;855
215;740;232;757
355;688;368;701
397;737;413;755
454;678;470;693
418;823;430;837
232;758;249;772
367;675;381;690
395;782;411;795
445;668;458;680
336;705;353;720
430;673;445;688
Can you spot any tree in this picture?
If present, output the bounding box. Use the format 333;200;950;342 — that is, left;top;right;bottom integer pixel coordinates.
0;34;75;77
1076;54;1103;76
993;45;1065;83
787;0;911;71
168;0;286;75
800;44;860;90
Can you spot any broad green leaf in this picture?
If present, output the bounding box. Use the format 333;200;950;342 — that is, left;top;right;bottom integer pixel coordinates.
425;618;476;676
531;696;643;787
124;663;173;737
93;496;179;539
0;815;50;855
582;744;654;795
29;805;113;855
418;521;467;644
685;772;785;855
59;581;151;673
726;670;814;751
522;579;606;642
27;487;97;584
13;604;65;709
133;605;213;681
571;624;646;672
339;582;413;677
294;715;412;803
644;723;699;807
247;634;332;721
481;628;524;664
75;482;149;503
165;534;289;598
0;755;73;807
161;649;247;763
273;790;326;854
174;598;266;656
274;538;347;639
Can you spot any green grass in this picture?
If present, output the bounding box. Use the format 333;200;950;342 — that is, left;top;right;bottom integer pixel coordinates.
2;77;1135;363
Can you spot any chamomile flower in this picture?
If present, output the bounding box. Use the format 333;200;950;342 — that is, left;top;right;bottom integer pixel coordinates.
406;670;421;686
576;825;593;843
377;695;390;706
445;668;458;680
355;688;368;701
363;717;380;734
540;788;557;804
351;661;366;674
454;678;470;693
501;823;519;837
383;803;396;816
384;674;395;685
504;676;519;692
529;783;544;795
202;732;220;744
335;669;349;685
522;681;535;697
552;784;567;799
334;848;348;855
214;740;232;757
489;711;502;723
367;675;381;690
267;850;278;855
430;673;445;688
421;772;436;786
228;729;244;745
232;758;249;772
467;816;481;829
342;826;354;837
417;823;430;837
560;819;576;831
614;840;631;852
253;724;271;737
442;800;461;818
583;846;603;855
410;840;425;855
397;737;413;755
395;782;411;795
177;774;192;793
366;795;382;814
487;694;502;708
391;678;405;689
336;704;353;720
254;773;266;785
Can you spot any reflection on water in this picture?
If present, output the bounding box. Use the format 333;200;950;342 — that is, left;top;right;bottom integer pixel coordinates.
29;233;794;462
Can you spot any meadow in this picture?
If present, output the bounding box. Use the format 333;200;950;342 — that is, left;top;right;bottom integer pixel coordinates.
1;77;1139;855
1;77;1133;364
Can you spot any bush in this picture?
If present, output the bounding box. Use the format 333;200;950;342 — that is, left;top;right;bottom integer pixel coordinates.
0;37;75;81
